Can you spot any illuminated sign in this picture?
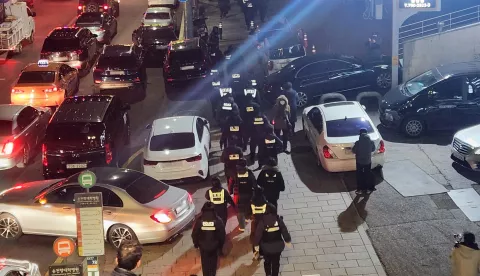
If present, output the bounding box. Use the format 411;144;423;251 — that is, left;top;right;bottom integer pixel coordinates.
399;0;438;9
38;59;49;67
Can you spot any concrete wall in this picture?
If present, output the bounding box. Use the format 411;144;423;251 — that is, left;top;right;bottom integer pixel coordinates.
403;23;480;81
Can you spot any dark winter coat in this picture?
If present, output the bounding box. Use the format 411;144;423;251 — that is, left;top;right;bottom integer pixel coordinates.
233;169;256;211
204;187;235;225
254;213;291;254
258;133;283;162
352;133;375;165
111;268;137;276
220;145;244;169
257;165;285;202
191;210;226;252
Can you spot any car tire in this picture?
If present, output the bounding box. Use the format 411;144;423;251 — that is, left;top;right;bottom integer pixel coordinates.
108;224;138;248
17;145;30;168
376;72;392;91
296;91;308;108
402;117;425;138
0;213;23;240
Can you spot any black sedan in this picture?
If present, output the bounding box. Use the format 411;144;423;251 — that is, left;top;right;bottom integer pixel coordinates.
74;12;118;44
132;26;177;56
264;54;393;108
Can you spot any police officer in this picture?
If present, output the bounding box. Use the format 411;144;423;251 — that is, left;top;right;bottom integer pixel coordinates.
218;0;230;18
215;93;240;129
192;202;226;276
205;177;235;227
220;135;244;186
232;158;256;231
253;204;292;276
248;112;272;164
256;158;285;209
242;0;255;29
257;124;283;169
257;0;268;22
246;186;269;259
220;113;245;150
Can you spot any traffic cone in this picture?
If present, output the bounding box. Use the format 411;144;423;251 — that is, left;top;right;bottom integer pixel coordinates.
312;45;316;54
303;33;308;49
219;22;223;39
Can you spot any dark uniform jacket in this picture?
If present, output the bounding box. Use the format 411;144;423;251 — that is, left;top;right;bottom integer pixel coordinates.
204;187;235;224
216;97;240;126
253;213;291;254
220;117;244;149
192;211;226;252
232;169;256;210
258;133;283;160
257;165;285;202
111;268;137;276
220;145;244;169
352;133;376;165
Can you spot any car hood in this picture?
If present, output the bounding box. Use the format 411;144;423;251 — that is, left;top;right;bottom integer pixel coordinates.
144;185;187;209
0;179;62;203
381;84;410;110
144;146;201;162
454;124;480;147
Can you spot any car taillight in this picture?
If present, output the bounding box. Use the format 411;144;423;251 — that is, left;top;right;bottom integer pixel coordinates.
268;60;274;71
188;193;193;204
144;159;158;166
323;145;334;159
11;89;23;93
186;154;202;162
77;5;82;10
94;67;104;73
378;140;385;153
1;141;14;155
133;77;141;82
103;5;109;9
105;143;113;164
43;86;58;93
150;211;172;223
168;23;174;29
42;144;48;166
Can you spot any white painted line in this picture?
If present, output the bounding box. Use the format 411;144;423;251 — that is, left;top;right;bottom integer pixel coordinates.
122;148;144;168
448;188;480;222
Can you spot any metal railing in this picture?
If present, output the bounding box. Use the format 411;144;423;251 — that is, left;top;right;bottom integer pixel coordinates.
399;5;480;58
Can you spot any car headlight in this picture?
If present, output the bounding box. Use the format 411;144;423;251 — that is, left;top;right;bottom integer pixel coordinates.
474;148;480;155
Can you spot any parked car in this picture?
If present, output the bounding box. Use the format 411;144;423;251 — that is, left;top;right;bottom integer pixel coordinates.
11;60;80;107
42;95;130;179
74;12;118;44
148;0;178;8
40;27;100;75
143;116;211;183
0;167;196;248
451;125;480;171
0;104;51;170
142;7;175;29
0;259;40;276
132;26;178;55
380;62;480;137
302;101;385;172
265;54;392;108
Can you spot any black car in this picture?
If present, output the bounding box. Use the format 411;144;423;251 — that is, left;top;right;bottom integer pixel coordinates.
132;26;177;56
380;62;480;137
78;0;119;17
42;95;130;179
163;37;212;87
264;54;392;108
74;12;118;44
93;44;147;92
40;27;99;75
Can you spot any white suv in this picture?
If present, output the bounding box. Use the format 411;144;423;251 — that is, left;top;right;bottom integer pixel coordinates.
451;124;480;171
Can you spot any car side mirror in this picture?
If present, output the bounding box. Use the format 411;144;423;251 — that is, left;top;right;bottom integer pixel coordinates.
32;11;37;17
146;124;152;129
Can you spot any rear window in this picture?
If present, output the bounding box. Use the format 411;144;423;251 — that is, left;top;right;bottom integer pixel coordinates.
52;101;108;123
17;71;56;84
150;133;195;151
326;117;374;137
269;44;305;60
0;120;12;136
125;175;169;204
97;56;137;69
143;28;176;41
76;13;103;25
145;12;170;20
43;37;80;52
45;123;103;149
169;49;203;65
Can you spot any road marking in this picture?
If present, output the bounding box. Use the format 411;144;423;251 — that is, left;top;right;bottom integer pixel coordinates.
122;148;144;168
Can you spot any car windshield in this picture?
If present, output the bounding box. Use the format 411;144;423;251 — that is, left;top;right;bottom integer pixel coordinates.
42;38;80;52
0;120;13;136
145;12;170;20
150;133;195;151
269;44;305;60
97;56;137;69
76;13;103;25
404;69;442;96
326;117;374;137
17;71;56;84
125;175;170;204
169;49;203;65
143;28;176;41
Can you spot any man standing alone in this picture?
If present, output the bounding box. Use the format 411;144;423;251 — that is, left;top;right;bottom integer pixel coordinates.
352;128;376;194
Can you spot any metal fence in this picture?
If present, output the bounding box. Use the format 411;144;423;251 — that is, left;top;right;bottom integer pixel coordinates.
399;5;480;59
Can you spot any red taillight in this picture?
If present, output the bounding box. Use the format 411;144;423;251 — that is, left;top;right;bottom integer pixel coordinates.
77;5;82;10
268;61;274;71
2;141;14;155
378;140;385;153
150;211;172;223
105;143;113;164
42;144;48;166
323;145;333;159
103;5;109;9
43;86;58;93
133;77;141;82
11;89;24;94
188;193;193;204
186;154;202;162
144;159;158;166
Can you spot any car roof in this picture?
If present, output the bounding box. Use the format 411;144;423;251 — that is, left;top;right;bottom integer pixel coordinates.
318;101;365;121
51;95;113;123
170;38;200;51
146;7;171;12
64;167;152;190
23;62;63;72
48;27;82;38
101;44;134;57
0;105;25;121
435;61;480;77
152;116;195;136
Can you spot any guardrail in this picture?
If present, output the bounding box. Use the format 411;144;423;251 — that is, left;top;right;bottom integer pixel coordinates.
399;5;480;59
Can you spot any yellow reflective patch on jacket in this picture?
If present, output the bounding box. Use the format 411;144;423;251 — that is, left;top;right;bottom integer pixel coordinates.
246;106;254;112
237;172;248;178
229;154;240;160
209;190;225;204
266;221;279;232
251;204;266;214
230;126;240;132
201;221;216;231
265;139;275;144
254;117;264;124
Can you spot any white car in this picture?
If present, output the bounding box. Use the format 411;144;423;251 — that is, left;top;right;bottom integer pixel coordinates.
451;124;480;171
302;101;385;172
143;116;211;182
142;7;174;28
148;0;177;8
0;259;40;276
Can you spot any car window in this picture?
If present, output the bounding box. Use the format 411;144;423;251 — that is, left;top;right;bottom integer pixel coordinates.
149;133;195;151
125;175;169;204
145;12;170;20
17;71;56;84
16;106;38;132
307;107;323;132
90;186;124;207
429;77;463;100
466;75;480;101
45;185;85;204
42;37;80;52
297;61;329;78
327;60;352;71
196;118;204;142
326;117;374;137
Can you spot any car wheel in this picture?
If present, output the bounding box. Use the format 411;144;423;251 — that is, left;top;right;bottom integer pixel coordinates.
402;117;425;138
0;213;23;240
296;91;308;108
108;224;137;248
376;72;392;90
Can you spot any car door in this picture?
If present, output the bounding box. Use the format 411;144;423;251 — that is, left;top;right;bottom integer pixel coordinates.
306;107;323;150
324;59;366;96
89;186;121;230
294;61;330;98
14;106;40;150
423;76;464;130
456;75;480;128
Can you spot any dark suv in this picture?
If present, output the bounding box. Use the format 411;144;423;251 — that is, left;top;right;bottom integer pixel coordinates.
41;27;99;75
78;0;119;17
163;37;212;87
93;44;146;92
42;95;130;179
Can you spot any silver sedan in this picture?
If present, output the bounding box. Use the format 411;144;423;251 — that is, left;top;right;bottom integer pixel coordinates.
0;167;196;248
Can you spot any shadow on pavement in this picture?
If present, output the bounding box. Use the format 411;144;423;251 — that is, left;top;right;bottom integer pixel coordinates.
338;194;370;233
451;162;480;184
377;125;453;146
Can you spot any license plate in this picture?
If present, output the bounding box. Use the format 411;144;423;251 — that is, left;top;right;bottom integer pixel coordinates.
453;150;465;161
109;70;125;75
232;74;240;78
66;163;87;169
161;162;180;168
180;65;194;70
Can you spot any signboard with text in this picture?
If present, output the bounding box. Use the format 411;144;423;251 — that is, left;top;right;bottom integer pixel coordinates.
49;264;82;276
399;0;441;11
74;192;105;257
